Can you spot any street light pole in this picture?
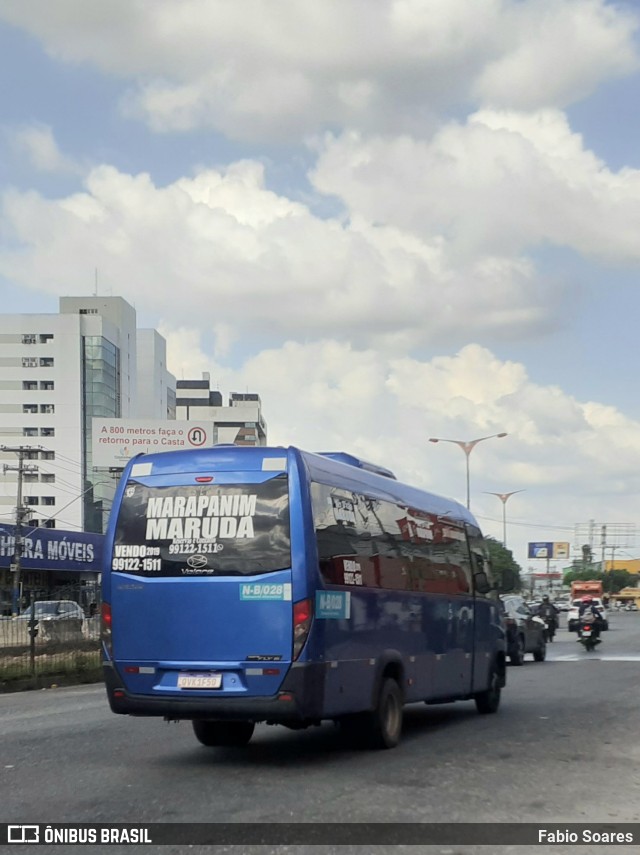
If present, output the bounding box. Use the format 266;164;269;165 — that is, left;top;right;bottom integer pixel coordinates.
428;433;508;510
484;490;525;548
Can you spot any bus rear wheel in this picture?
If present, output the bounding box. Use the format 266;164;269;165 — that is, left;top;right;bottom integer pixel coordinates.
474;667;501;714
365;677;403;749
192;720;255;747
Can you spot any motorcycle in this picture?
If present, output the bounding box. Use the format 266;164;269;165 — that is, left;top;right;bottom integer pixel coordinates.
578;617;601;652
538;612;557;642
542;616;557;643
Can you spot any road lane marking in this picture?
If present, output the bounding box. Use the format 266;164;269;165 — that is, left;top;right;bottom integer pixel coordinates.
548;654;640;662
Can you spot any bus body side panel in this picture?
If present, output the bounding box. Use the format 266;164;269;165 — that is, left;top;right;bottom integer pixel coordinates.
316;589;477;716
317;588;434;716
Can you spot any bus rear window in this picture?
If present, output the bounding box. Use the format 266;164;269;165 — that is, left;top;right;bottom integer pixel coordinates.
112;476;290;577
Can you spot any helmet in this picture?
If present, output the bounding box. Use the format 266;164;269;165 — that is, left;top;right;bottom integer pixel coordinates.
542;595;550;601
581;595;593;603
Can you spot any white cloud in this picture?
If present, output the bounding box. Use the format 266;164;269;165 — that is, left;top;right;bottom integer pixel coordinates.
158;334;640;564
0;159;563;350
0;0;636;141
2;101;639;358
310;110;640;261
472;0;639;109
7;124;82;174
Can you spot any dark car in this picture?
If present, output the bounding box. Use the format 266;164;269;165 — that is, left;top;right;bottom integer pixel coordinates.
500;594;547;665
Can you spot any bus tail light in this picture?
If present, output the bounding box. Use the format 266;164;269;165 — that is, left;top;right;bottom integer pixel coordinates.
292;598;313;661
101;602;113;656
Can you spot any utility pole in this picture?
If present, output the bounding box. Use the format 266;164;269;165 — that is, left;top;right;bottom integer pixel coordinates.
2;446;39;616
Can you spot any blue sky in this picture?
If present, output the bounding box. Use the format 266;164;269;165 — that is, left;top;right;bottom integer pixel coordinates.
0;0;639;571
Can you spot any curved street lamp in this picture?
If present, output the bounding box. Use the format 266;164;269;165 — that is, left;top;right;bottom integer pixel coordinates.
428;432;508;510
484;490;525;548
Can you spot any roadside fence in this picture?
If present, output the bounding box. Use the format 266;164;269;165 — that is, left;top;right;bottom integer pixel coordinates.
0;584;102;689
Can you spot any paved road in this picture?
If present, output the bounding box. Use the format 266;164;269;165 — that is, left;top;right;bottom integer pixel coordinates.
1;611;639;854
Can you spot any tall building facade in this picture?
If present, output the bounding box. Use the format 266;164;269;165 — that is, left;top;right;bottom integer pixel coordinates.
0;296;175;535
175;373;267;445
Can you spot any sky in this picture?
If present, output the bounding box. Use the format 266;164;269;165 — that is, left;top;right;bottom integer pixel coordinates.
0;0;639;576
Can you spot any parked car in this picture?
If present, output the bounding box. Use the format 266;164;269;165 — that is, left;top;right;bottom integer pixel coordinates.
567;597;608;632
499;594;547;665
19;600;84;623
624;602;638;612
18;600;84;641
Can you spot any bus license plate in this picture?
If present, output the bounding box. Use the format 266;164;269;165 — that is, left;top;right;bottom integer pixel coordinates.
177;673;222;689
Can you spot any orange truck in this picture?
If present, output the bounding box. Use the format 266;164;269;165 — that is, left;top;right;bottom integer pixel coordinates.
570;580;604;601
568;580;608;632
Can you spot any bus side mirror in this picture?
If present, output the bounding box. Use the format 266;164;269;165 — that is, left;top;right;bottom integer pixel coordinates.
472;554;492;594
474;571;491;595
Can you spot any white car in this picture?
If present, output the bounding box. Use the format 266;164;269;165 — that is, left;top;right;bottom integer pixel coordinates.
567;598;608;632
19;600;84;623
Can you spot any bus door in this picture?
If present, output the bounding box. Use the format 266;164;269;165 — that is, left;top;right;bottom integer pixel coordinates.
430;522;474;698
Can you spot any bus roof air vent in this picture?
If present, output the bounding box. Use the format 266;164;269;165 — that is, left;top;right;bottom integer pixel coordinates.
316;452;397;480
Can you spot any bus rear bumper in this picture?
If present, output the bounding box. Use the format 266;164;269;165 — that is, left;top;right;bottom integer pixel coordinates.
103;661;325;723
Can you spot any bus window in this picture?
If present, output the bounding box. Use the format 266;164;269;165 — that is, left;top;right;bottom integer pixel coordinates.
112;475;290;577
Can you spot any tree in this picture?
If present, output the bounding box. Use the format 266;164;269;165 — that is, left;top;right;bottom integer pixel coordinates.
563;568;605;586
485;536;522;592
562;568;637;594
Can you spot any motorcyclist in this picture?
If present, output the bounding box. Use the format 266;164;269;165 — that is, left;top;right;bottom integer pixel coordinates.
537;594;559;640
577;596;603;642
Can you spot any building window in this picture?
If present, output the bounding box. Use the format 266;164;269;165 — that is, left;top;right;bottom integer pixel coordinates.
44;519;56;529
23;381;38;391
40;427;55;437
27;518;39;527
41;474;55;483
40;404;55;414
22;334;37;344
23;427;38;437
22;357;38;368
23;404;38;414
39;334;54;343
24;450;39;460
82;335;121;533
41;451;55;460
25;496;40;506
79;308;98;314
39;358;54;367
39;381;54;391
42;497;55;506
24;473;39;483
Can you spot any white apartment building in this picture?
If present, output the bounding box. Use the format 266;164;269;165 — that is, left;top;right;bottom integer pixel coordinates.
176;373;267;446
0;296;175;535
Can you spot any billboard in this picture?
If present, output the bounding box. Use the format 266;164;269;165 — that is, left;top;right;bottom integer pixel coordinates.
0;524;103;572
528;541;570;560
92;419;214;468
